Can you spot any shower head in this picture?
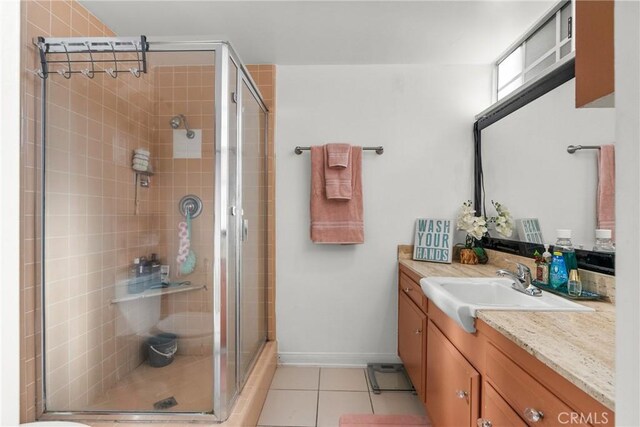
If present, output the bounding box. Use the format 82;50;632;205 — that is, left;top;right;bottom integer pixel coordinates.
169;114;195;139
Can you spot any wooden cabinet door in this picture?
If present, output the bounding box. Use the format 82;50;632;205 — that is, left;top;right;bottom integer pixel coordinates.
398;292;427;400
426;320;480;427
479;381;527;427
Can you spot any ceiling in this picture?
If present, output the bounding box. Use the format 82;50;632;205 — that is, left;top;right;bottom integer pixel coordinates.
80;1;555;65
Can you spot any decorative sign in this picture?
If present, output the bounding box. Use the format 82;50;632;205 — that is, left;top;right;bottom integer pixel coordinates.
413;219;453;263
516;218;544;244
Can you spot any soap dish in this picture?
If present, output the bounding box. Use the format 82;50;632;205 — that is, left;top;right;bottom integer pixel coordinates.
532;280;603;300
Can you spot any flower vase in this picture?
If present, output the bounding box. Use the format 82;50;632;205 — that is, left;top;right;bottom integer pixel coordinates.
473;247;489;264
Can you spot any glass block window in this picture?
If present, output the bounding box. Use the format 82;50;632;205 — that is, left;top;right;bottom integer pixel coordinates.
496;1;573;101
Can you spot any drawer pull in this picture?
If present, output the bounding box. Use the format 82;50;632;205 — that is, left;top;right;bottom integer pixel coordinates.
414;329;422;335
524;408;544;423
476;419;492;427
455;390;468;399
403;287;412;293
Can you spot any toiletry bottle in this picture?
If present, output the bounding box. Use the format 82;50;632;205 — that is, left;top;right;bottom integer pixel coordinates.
128;258;145;294
538;260;549;285
593;229;615;252
567;269;582;297
549;251;568;289
554;229;578;273
150;253;161;285
542;244;552;263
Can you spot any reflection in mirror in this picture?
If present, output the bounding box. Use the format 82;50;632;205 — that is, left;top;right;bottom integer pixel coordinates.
481;79;615;251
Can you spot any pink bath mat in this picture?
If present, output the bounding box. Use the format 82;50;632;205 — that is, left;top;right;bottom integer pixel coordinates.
339;414;432;427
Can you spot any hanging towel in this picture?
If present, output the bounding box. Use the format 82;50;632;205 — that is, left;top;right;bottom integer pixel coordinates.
326;143;351;168
310;145;364;244
597;144;615;239
324;144;354;200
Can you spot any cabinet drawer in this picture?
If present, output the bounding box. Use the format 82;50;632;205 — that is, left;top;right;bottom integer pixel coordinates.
398;292;427;400
399;272;428;313
486;344;588;426
480;381;527;427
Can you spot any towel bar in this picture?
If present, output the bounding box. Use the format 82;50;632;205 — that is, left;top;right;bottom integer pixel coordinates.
294;146;384;155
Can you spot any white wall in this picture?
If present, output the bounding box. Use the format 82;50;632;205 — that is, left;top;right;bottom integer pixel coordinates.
482;79;615;248
0;1;22;425
614;1;640;424
276;65;491;365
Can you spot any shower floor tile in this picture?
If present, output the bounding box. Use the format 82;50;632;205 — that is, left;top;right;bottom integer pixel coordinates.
88;355;213;412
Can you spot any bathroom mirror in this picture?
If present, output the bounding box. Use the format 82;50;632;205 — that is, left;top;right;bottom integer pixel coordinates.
480;78;615;251
476;76;616;275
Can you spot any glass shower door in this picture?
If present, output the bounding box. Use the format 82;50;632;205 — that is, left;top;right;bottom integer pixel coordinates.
239;78;268;385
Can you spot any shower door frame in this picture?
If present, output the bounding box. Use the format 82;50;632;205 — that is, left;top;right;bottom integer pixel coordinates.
38;40;269;423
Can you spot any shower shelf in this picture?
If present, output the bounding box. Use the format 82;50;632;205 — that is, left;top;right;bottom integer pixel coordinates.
111;284;206;304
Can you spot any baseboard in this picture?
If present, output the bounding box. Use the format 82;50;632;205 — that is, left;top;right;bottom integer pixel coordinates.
277;352;401;367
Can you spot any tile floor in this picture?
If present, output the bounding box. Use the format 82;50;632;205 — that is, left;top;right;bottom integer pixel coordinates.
258;367;426;427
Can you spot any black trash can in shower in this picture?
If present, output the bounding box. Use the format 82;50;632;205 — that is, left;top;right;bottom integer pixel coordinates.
147;333;178;367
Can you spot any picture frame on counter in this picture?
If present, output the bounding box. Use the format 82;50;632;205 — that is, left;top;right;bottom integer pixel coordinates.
413;218;453;264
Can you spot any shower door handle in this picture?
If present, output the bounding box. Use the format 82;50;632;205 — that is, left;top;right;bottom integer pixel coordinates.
242;219;249;242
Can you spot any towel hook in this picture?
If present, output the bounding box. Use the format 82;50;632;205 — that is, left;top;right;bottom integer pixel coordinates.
129;40;142;78
105;41;118;78
80;41;95;79
57;41;72;79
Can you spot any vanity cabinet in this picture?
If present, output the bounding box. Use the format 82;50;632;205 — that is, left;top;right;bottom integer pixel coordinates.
396;263;614;427
480;382;527;427
485;344;588;427
575;0;614;107
398;291;427;401
426;320;480;427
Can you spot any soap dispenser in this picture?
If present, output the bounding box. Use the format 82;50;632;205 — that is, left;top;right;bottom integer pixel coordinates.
549;251;568;289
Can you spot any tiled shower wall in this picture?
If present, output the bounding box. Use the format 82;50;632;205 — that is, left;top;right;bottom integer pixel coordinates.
154;64;216;355
20;0;277;420
21;0;161;413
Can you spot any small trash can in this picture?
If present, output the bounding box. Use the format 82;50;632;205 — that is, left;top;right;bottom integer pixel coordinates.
147;333;177;367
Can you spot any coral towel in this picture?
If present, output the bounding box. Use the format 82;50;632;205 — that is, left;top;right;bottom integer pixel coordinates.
339;414;432;426
325;144;353;200
310;145;364;244
326;143;351;168
597;144;615;239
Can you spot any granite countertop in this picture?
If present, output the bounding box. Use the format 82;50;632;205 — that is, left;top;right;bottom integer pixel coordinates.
399;258;615;411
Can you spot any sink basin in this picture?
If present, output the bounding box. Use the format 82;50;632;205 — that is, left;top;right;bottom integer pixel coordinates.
420;277;594;333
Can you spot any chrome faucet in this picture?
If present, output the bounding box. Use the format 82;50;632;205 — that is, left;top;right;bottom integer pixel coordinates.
497;262;542;297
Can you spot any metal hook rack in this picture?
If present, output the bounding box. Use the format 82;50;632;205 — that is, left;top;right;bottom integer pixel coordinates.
34;35;148;80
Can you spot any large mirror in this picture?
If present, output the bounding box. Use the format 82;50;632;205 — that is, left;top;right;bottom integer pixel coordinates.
481;78;615;252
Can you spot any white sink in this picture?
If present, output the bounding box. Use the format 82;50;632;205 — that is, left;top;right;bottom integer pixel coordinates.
420;277;594;333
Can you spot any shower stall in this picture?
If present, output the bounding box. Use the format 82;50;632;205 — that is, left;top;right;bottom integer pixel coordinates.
36;38;268;421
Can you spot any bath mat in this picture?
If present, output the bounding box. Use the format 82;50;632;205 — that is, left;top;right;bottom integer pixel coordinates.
153;396;178;410
339;414;432;427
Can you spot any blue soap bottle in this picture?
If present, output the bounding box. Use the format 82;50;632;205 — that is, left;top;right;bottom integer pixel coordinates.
549;251;568;289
